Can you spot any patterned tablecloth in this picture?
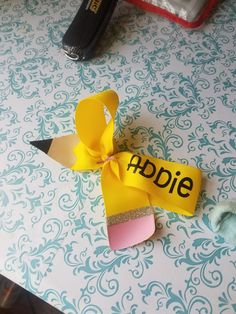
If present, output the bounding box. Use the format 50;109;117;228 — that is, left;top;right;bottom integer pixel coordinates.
1;0;236;313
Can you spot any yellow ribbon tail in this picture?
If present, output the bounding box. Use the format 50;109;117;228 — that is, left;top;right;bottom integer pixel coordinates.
101;161;155;250
115;152;201;216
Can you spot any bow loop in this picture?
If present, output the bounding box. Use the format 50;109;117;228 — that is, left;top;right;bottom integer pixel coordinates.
72;90;119;170
75;90;118;153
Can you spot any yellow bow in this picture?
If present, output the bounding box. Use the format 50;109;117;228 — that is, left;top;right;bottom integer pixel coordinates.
71;90;202;250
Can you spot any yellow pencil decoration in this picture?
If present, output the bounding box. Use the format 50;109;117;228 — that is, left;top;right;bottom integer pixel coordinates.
31;90;202;250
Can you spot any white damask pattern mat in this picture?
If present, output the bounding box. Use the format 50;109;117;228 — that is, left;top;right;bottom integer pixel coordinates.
0;0;236;313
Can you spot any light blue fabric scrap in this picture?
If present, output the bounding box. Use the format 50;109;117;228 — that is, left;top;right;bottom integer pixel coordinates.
209;200;236;245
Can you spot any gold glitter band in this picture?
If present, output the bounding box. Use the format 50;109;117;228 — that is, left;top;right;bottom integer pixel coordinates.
107;207;154;226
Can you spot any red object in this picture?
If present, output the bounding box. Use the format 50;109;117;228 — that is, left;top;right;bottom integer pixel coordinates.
126;0;218;28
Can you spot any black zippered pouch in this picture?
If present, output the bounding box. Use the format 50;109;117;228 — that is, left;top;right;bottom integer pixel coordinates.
62;0;118;61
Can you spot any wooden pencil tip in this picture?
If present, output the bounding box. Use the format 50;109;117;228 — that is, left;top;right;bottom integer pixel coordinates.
30;139;53;154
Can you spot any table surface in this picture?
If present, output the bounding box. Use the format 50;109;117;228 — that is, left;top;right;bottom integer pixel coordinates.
1;1;236;313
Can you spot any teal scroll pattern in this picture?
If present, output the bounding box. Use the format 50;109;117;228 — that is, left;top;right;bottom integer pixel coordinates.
0;0;236;313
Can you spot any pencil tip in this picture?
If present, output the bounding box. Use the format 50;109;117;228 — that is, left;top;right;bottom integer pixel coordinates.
30;139;53;154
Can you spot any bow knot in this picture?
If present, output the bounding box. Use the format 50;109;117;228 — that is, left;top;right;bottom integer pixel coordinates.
97;155;116;165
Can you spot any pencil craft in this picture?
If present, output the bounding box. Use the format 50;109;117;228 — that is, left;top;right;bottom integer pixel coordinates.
31;90;202;250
